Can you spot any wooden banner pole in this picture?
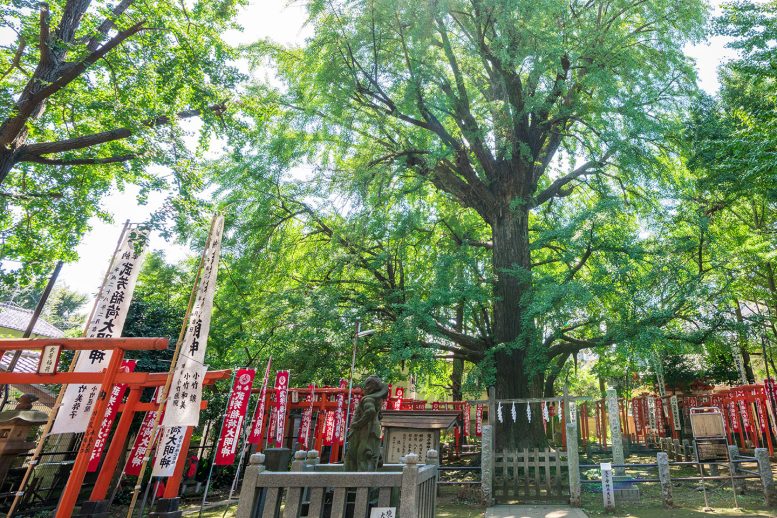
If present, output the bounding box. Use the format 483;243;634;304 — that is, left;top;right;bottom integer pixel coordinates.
124;214;218;518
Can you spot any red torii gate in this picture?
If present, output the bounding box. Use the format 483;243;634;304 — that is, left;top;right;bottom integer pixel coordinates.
87;369;231;508
0;337;167;518
255;385;472;462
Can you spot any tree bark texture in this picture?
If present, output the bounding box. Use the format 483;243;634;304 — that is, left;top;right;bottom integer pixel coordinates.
490;206;548;448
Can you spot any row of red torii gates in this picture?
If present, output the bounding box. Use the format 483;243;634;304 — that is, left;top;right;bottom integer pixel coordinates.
0;337;230;518
582;383;777;456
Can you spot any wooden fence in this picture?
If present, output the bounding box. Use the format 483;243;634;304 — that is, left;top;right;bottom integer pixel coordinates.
493;448;568;502
237;450;438;518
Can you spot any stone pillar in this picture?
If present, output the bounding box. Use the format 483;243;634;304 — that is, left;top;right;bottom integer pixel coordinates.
657;452;672;508
755;448;775;507
606;388;625;476
400;453;420;518
237;453;266;518
481;424;494;505
682;439;692;462
728;445;745;495
306;449;320;468
291;450;306;471
427;449;440;505
566;417;581;507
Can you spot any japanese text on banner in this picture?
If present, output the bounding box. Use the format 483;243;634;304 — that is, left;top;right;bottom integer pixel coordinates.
274;371;290;447
152;425;186;477
52;227;147;434
215;369;256;466
334;378;346;444
297;384;315;448
162;215;223;427
88;360;137;472
248;359;272;445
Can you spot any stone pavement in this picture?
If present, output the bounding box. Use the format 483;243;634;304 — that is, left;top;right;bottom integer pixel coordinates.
485;505;589;518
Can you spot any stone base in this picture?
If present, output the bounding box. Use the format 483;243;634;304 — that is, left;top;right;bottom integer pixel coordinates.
149;497;182;518
73;499;110;518
614;487;640;502
612;476;641;503
181;481;202;496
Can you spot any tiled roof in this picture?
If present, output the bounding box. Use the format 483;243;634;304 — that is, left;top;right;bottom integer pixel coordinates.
0;302;64;338
0;349;41;373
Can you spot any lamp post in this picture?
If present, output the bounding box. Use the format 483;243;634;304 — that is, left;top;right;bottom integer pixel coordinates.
343;321;375;456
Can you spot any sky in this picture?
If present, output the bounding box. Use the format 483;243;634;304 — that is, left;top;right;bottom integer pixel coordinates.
39;0;736;307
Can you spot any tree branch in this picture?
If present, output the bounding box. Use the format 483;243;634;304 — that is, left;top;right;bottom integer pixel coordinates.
17;104;223;159
532;153;612;207
434;322;488;353
84;0;136;52
21;154;135;166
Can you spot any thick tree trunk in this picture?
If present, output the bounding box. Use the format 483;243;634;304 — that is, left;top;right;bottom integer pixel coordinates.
490;207;547;448
0;150;15;186
451;358;464;401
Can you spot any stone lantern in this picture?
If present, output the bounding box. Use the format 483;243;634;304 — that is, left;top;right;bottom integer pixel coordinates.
0;394;48;486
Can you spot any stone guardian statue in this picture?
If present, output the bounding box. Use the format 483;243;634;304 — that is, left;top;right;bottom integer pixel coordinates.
344;375;388;471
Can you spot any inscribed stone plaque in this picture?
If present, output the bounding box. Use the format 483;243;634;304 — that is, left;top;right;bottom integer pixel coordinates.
384;428;438;463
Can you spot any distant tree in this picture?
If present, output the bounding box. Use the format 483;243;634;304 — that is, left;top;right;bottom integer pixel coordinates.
0;282;87;334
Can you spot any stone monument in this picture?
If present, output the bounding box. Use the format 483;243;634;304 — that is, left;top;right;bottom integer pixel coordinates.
344;375;388;471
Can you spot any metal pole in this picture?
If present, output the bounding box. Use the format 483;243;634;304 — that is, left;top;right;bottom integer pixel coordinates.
138;477;156;518
199;370;237;518
228;360;268;501
342;321;360;456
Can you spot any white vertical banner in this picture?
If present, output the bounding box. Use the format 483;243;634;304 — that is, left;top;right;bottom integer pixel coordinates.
51;226;147;434
151;425;186;477
162;214;224;427
670;396;681;431
647;397;657;430
601;463;615;509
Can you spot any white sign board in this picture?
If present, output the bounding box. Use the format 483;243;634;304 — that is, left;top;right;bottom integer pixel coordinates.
37;345;60;374
370;508;396;518
601;462;615;509
384;428;437;464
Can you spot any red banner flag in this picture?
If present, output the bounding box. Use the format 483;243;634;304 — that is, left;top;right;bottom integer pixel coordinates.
324;411;336;446
297;384;315;448
125;389;161;476
247;358;272;445
655;397;666;435
88;359;137;472
475;404;483;437
215;368;255;466
463;403;471;437
393;386;404;410
729;401;740;432
274;370;290;447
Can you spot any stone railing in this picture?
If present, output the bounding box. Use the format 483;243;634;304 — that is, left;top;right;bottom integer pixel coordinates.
237;449;439;518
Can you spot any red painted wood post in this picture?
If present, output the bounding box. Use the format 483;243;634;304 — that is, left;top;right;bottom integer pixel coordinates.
90;388;142;500
56;349;125;518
